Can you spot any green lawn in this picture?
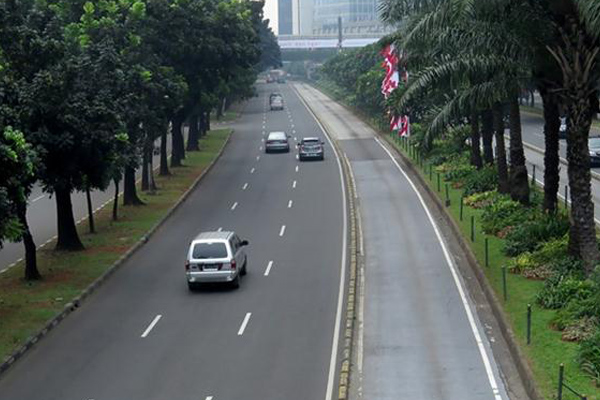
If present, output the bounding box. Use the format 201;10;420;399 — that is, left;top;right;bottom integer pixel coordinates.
0;129;231;363
387;134;598;400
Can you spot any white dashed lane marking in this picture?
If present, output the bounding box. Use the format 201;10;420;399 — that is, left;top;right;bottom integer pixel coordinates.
264;261;274;276
279;225;286;237
238;313;252;336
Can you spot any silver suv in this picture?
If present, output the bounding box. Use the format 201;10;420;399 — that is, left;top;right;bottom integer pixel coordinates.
185;231;249;290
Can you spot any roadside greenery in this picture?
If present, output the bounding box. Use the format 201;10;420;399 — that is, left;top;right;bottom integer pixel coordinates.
0;0;280;280
0;128;231;364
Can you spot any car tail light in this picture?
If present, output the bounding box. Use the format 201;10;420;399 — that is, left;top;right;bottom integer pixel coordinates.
230;259;237;270
185;260;190;271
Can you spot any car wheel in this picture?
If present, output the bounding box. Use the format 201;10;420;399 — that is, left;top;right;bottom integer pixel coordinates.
231;274;240;289
241;261;247;276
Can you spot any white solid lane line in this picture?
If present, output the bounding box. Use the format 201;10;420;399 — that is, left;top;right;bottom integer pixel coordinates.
141;315;162;338
279;225;286;237
250;167;255;174
264;261;274;276
292;180;297;188
32;194;45;202
374;136;504;400
237;313;252;336
242;183;248;190
231;202;238;211
288;200;293;208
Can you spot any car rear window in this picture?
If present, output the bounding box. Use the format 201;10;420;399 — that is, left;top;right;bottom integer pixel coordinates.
192;242;228;259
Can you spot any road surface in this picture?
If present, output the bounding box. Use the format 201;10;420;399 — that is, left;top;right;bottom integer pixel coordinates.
0;82;345;400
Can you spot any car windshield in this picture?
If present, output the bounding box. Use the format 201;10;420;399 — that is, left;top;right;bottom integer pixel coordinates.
192;242;228;259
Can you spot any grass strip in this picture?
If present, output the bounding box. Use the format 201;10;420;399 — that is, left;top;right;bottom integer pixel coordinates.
389;135;597;400
211;110;239;123
0;128;231;363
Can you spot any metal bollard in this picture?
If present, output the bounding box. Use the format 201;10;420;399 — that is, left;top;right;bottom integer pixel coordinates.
527;304;532;344
531;165;536;186
470;216;475;242
445;184;450;206
564;185;568;209
437;173;441;192
557;363;564;400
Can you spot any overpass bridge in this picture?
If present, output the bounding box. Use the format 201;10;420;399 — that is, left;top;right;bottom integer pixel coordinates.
278;34;381;50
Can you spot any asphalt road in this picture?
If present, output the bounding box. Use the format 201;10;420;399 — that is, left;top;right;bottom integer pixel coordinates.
0;82;346;400
0;132;180;273
295;83;509;400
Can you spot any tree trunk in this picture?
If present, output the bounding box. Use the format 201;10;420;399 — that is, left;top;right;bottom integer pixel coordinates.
469;112;482;169
171;114;185;167
530;89;535;107
508;98;530;205
481;109;494;165
199;112;206;139
541;88;560;214
123;166;144;206
216;98;224;119
205;111;211;132
17;201;40;280
149;150;157;192
566;94;600;273
493;103;510;194
112;178;119;221
141;147;150;191
85;185;95;234
186;113;200;151
160;130;170;176
54;185;84;251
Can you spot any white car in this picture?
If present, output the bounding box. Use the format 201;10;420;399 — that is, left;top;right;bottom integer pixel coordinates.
185;231;249;290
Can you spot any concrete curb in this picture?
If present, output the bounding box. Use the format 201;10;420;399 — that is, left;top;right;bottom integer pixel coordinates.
0;130;233;379
380;134;544;400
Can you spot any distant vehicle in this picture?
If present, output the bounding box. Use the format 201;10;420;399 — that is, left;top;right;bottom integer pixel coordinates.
589;137;600;167
269;92;282;102
559;116;568;139
297;137;325;161
270;96;284;111
266;76;274;83
265;131;291;153
185;231;249;290
277;77;286;84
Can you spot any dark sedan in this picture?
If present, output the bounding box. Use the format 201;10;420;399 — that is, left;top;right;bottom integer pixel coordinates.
298;137;325;161
590;137;600;167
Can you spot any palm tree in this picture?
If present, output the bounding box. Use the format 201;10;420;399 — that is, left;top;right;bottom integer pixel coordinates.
380;0;531;203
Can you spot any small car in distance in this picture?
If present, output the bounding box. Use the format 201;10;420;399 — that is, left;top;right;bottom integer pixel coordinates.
185;231;249;290
277;77;286;84
265;131;291;153
297;137;325;161
270;96;284;110
589;137;600;167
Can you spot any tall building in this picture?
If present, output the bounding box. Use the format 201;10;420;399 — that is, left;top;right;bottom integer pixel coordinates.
312;0;390;35
278;0;293;35
298;0;314;36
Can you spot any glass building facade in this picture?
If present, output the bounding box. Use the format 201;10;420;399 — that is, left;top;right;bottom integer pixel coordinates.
313;0;378;31
278;0;293;35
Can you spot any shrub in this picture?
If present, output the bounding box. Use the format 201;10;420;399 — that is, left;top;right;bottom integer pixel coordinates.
562;316;598;342
506;252;537;274
503;214;569;257
552;297;599;330
462;166;498;195
537;276;594;309
578;330;600;386
464;190;502;209
480;198;530;235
